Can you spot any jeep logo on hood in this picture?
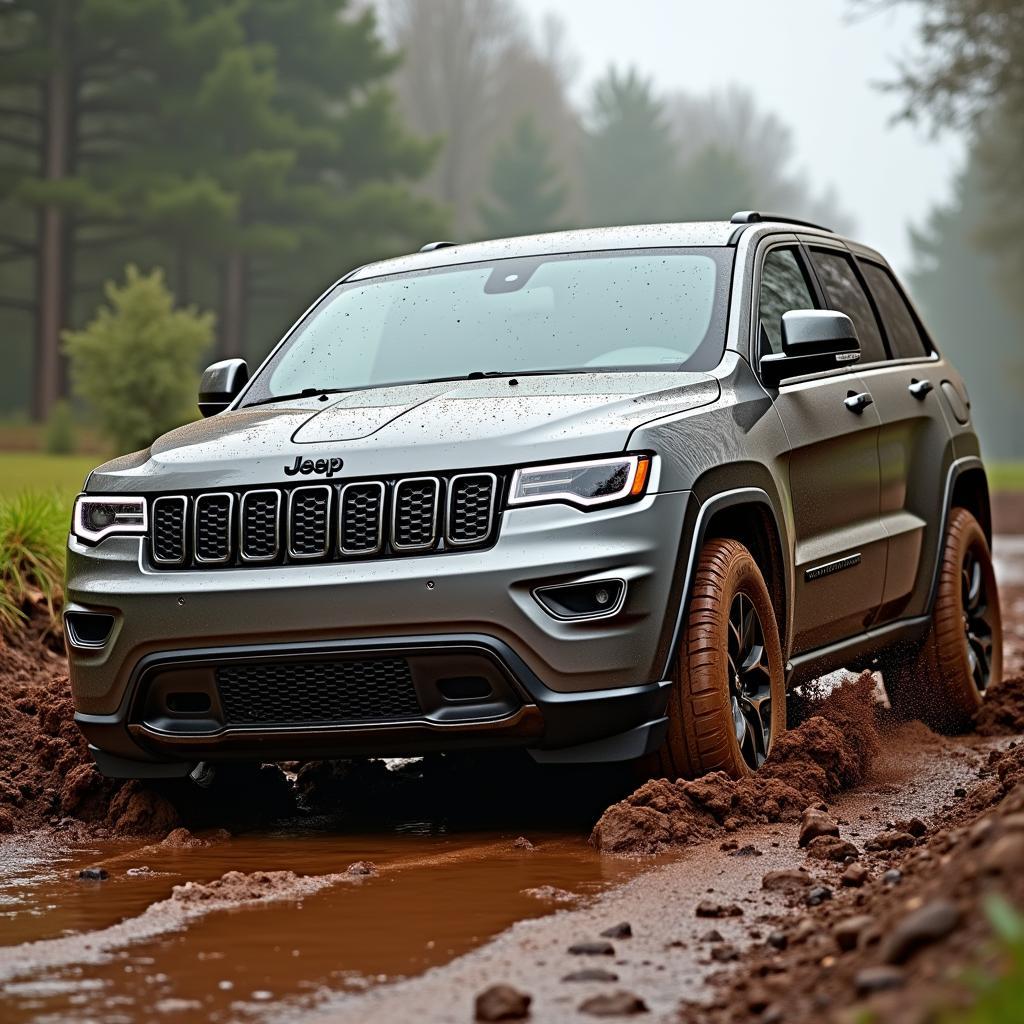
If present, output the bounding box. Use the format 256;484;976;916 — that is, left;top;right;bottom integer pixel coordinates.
284;456;344;478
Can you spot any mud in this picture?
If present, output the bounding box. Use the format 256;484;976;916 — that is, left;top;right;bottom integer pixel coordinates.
591;673;880;855
974;673;1024;735
676;735;1024;1024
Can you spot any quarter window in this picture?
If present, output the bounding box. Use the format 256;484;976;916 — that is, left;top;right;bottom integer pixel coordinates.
861;263;930;360
757;248;816;355
808;249;887;364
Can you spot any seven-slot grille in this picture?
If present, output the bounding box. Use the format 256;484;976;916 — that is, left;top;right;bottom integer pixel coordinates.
149;472;500;569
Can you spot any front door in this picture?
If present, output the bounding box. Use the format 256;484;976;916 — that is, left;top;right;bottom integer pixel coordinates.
755;242;885;654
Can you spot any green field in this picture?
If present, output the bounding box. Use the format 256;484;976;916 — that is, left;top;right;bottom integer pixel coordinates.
0;452;97;503
990;461;1024;493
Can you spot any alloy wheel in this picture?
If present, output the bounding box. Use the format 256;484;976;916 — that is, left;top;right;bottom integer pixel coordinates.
727;592;774;769
962;544;995;694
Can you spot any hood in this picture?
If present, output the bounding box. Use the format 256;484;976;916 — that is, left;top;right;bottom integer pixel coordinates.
87;372;719;493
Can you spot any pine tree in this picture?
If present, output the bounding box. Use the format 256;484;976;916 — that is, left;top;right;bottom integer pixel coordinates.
675;145;756;222
478;116;568;237
583;67;679;227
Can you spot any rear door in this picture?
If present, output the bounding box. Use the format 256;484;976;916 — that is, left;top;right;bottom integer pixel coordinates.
853;257;950;622
755;239;885;654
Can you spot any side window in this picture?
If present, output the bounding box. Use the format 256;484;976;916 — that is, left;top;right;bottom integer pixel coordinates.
757;248;816;355
807;249;887;364
861;262;930;360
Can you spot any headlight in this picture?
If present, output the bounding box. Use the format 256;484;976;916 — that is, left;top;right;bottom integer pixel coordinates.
508;454;651;509
72;495;148;544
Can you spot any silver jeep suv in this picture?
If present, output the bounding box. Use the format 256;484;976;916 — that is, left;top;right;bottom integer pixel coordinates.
65;212;1002;780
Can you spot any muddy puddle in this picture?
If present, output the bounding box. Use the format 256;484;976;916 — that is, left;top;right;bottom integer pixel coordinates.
0;816;642;1023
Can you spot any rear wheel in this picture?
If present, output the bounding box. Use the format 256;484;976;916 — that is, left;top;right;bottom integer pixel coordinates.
654;538;786;780
883;507;1002;733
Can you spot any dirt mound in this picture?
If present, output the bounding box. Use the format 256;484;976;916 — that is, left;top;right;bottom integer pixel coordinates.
678;742;1024;1024
591;674;881;855
974;674;1024;735
173;869;315;904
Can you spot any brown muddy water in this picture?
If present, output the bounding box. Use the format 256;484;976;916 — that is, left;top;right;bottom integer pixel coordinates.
0;816;642;1023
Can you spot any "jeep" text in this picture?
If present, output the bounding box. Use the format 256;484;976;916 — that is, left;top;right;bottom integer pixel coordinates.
284;456;344;478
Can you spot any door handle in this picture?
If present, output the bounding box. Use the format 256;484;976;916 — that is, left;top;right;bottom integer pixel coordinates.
908;378;933;399
844;392;874;414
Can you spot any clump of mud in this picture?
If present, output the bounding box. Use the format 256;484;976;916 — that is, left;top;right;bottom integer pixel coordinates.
591;674;881;855
973;674;1024;736
173;869;311;904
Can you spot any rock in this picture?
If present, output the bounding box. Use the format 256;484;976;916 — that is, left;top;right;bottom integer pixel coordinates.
512;836;534;850
710;943;739;963
855;966;905;995
799;807;840;847
907;817;928;837
981;834;1024;875
761;869;812;892
767;930;788;951
78;866;108;881
600;922;632;939
806;885;832;907
840;863;869;888
882;869;903;885
695;900;743;918
866;831;916;851
880;900;960;965
346;861;377;876
562;968;619;983
729;844;763;857
161;827;205;848
954;787;967;798
833;915;875;952
475;984;532;1021
579;990;648;1017
806;836;860;862
568;940;615;956
700;929;723;943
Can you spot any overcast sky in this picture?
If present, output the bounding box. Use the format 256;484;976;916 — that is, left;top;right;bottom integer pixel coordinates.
517;0;965;275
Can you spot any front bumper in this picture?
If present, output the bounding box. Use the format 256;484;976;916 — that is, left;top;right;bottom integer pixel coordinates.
66;491;690;771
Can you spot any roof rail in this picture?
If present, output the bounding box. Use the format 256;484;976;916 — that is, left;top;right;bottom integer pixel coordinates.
730;210;833;233
419;240;457;253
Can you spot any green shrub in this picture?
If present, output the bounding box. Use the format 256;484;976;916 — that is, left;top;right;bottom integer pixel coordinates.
44;399;76;455
0;492;67;633
64;264;214;455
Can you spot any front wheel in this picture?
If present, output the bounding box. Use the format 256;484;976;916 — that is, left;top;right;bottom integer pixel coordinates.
883;507;1002;733
653;538;786;780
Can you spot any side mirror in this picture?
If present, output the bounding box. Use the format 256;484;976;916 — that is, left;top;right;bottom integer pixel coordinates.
759;310;860;387
198;358;249;417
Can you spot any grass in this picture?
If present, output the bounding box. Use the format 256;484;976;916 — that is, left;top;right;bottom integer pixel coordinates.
989;462;1024;494
0;491;67;632
0;451;97;502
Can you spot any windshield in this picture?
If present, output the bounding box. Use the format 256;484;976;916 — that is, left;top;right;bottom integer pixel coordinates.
242;248;731;405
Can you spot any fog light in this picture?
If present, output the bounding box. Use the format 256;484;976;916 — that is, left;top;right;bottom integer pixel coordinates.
533;579;626;620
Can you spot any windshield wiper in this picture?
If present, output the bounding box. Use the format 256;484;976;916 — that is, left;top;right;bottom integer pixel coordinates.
245;387;350;408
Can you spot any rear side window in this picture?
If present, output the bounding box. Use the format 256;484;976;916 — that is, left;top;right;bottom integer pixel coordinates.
808;249;887;364
758;248;816;355
861;263;930;360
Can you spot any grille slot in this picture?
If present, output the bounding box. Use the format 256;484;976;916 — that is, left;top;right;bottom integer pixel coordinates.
240;489;281;561
288;486;331;558
392;477;440;551
152;496;187;564
216;657;421;725
339;481;385;555
194;493;233;564
446;473;497;546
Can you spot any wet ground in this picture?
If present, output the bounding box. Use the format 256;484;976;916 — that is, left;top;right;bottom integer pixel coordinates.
0;537;1020;1023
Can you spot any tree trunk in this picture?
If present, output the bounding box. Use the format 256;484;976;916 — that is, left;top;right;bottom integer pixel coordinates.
219;251;247;359
33;0;72;421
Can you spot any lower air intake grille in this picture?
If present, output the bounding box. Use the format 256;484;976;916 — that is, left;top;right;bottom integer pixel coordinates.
216;657;421;725
194;494;232;564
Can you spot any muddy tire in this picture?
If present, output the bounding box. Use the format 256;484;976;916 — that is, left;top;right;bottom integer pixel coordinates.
883;507;1002;734
653;538;786;780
